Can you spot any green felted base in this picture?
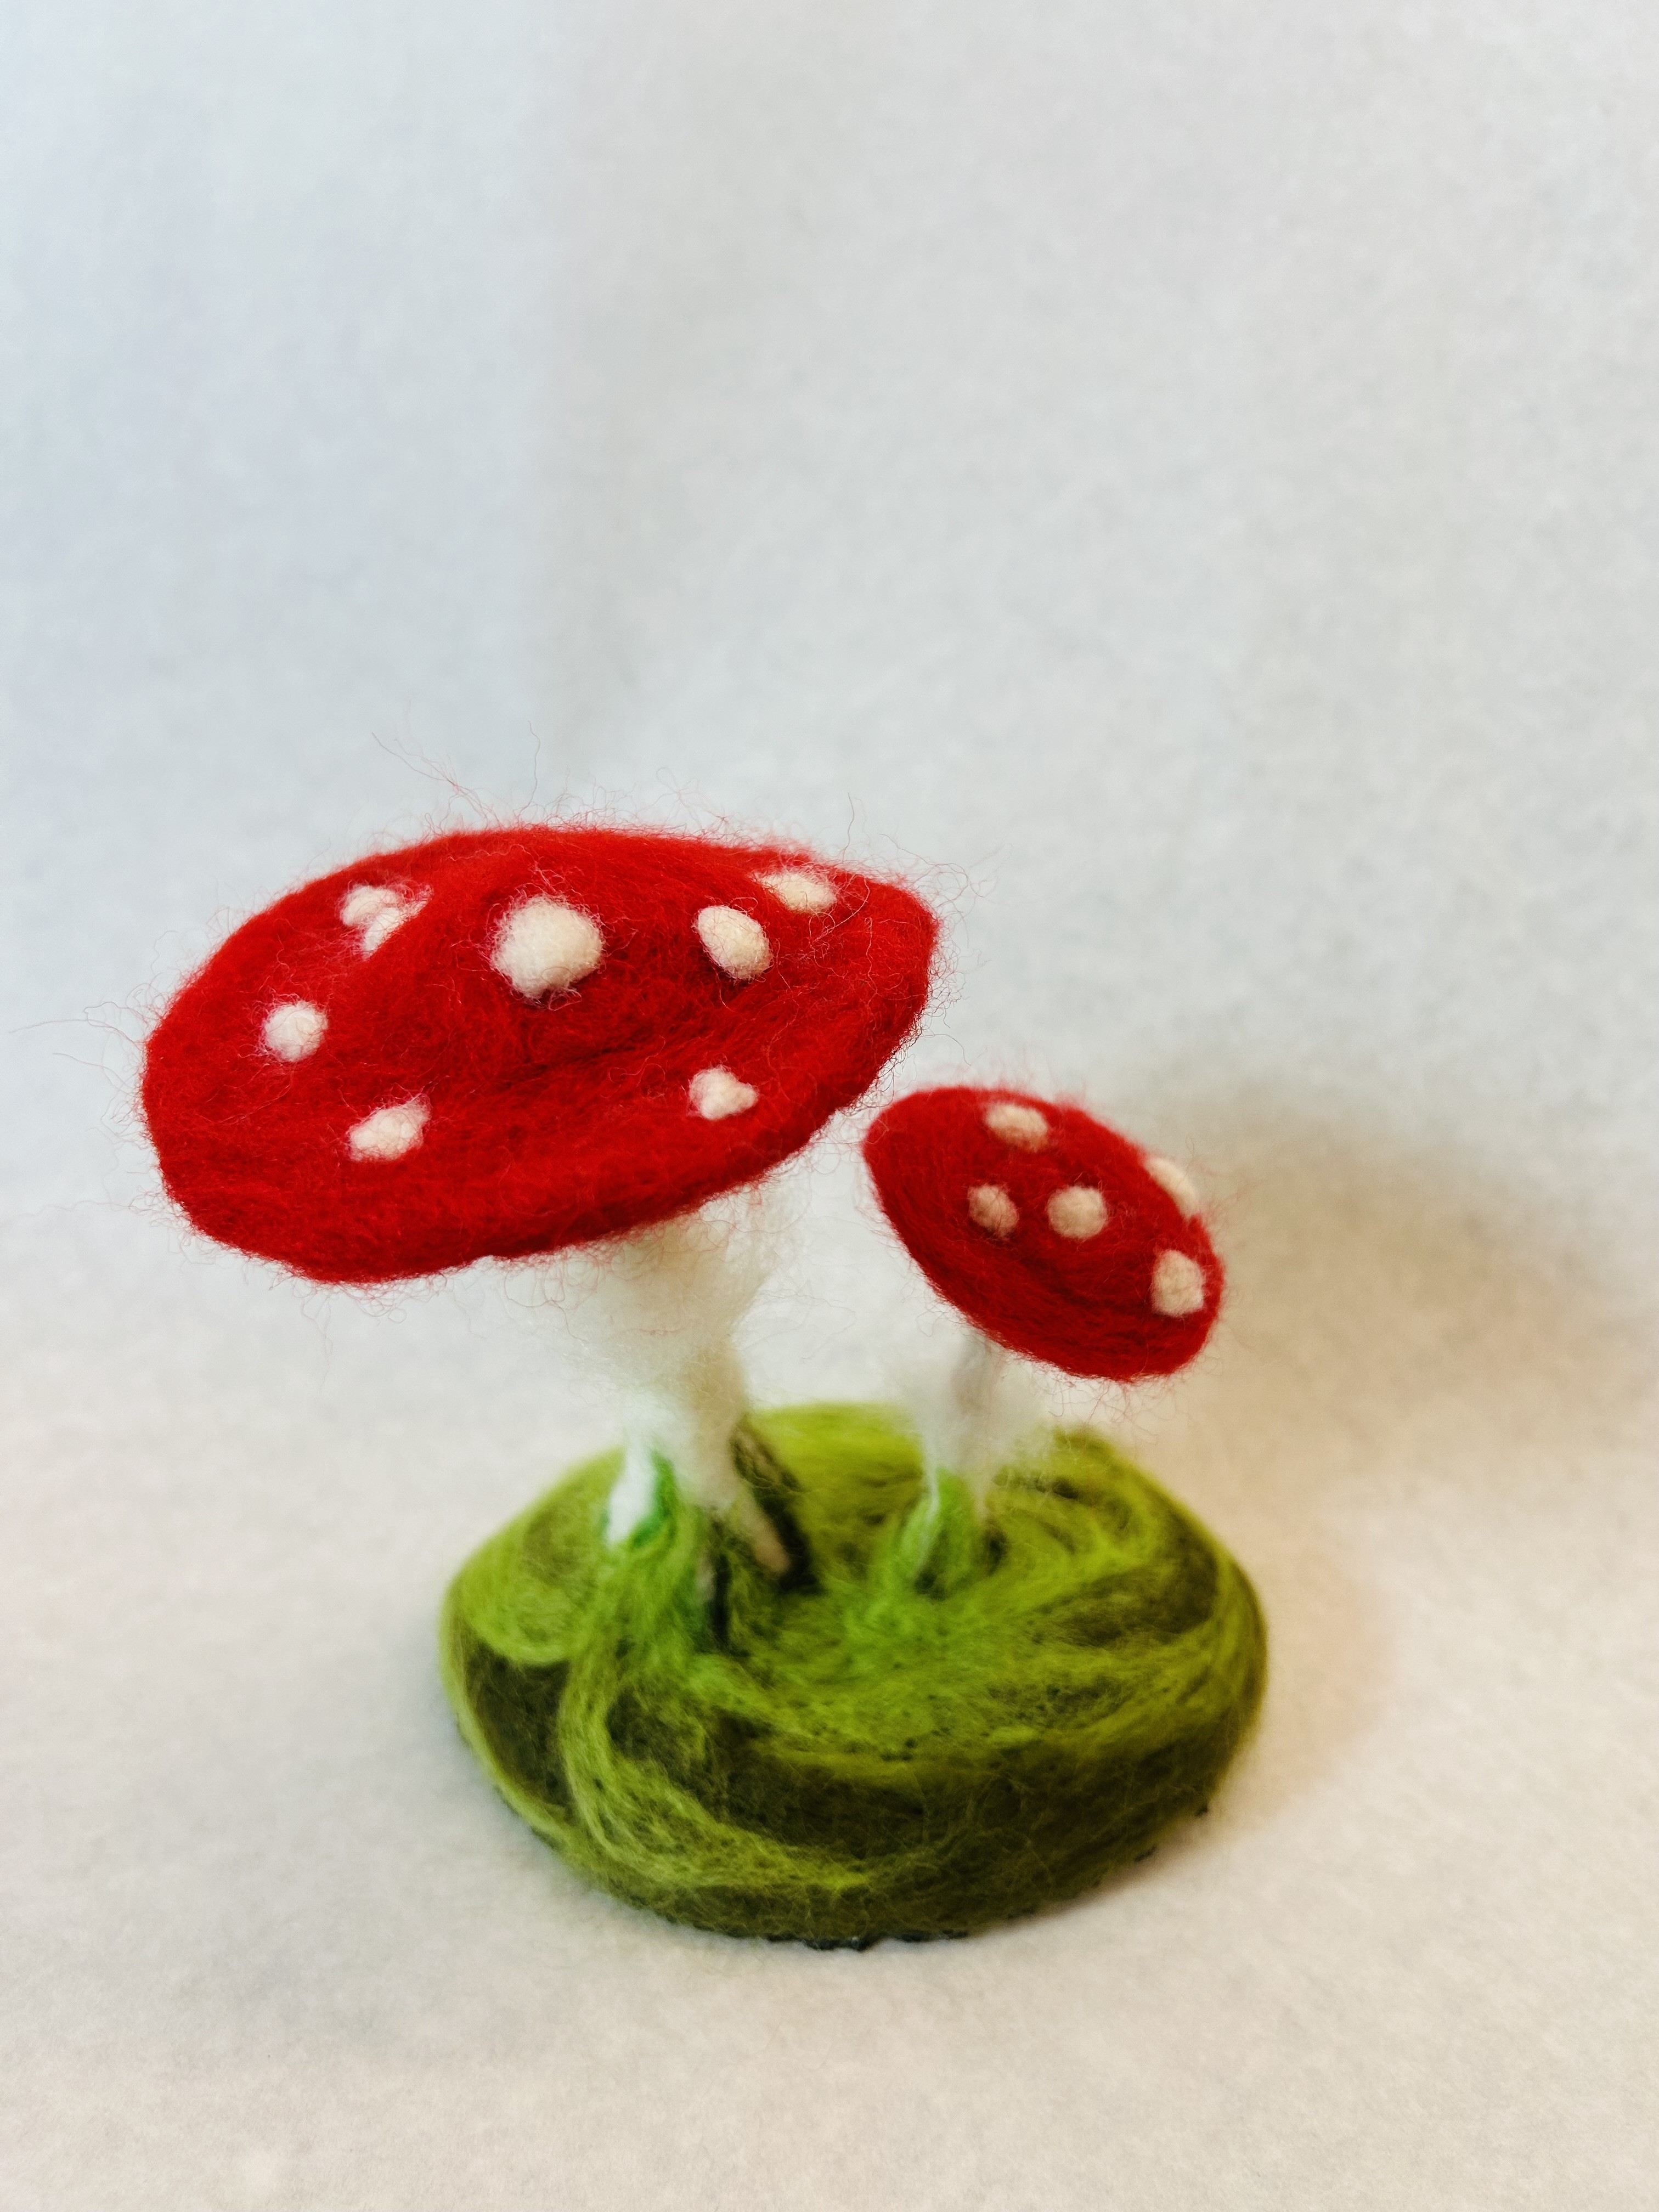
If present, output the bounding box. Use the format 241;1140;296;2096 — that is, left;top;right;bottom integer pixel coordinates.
439;1404;1266;1945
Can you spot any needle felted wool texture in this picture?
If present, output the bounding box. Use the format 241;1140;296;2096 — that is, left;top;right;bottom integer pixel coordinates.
142;826;939;1283
864;1088;1223;1380
441;1404;1266;1944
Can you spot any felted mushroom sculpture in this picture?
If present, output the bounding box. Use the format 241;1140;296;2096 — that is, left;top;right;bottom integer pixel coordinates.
862;1086;1222;1501
142;834;1265;1949
142;823;939;1567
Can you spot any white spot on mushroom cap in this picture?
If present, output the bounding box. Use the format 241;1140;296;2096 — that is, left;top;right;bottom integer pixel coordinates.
984;1100;1049;1150
1152;1249;1207;1317
696;906;771;981
967;1183;1019;1237
756;868;837;915
262;1000;326;1062
340;882;427;955
492;897;603;998
690;1066;758;1120
1047;1186;1107;1239
340;884;400;928
1145;1154;1200;1217
347;1098;430;1161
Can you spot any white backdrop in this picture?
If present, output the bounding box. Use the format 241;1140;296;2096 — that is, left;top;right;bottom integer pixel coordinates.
3;5;1655;2208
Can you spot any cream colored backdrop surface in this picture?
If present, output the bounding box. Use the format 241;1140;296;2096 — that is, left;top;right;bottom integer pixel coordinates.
2;5;1655;2208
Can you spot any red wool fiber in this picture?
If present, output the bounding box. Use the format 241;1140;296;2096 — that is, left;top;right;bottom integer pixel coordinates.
143;825;939;1283
863;1087;1223;1380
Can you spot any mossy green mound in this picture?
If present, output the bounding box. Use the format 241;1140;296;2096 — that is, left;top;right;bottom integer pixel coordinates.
441;1404;1266;1944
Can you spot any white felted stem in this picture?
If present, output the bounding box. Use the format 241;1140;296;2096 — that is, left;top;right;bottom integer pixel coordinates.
941;1329;1009;1507
913;1326;1045;1516
553;1207;788;1574
952;1329;1008;1461
611;1340;748;1526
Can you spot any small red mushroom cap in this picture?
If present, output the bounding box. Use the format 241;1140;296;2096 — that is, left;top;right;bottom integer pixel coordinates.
143;825;938;1283
862;1086;1222;1380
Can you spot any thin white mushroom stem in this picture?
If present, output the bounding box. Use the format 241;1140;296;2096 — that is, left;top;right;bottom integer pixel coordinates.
915;1324;1042;1521
607;1337;788;1570
552;1205;788;1574
952;1326;1009;1439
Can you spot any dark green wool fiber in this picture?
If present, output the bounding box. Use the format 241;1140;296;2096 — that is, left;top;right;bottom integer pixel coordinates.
441;1405;1266;1945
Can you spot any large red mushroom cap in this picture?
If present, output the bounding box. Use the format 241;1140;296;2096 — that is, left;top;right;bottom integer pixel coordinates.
862;1086;1222;1380
143;825;938;1284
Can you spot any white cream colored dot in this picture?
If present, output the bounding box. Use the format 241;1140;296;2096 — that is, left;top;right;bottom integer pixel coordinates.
361;909;405;953
492;897;603;998
1146;1154;1200;1217
1047;1186;1107;1239
339;884;401;928
347;1098;430;1161
983;1100;1050;1150
261;1000;327;1062
1152;1249;1207;1317
696;905;771;981
755;868;837;915
340;882;426;955
967;1183;1019;1237
689;1066;758;1120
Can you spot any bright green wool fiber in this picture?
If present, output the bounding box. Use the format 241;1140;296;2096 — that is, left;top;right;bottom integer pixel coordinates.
441;1405;1265;1945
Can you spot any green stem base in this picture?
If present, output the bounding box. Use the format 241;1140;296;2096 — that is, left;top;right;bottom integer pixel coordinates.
440;1404;1266;1945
